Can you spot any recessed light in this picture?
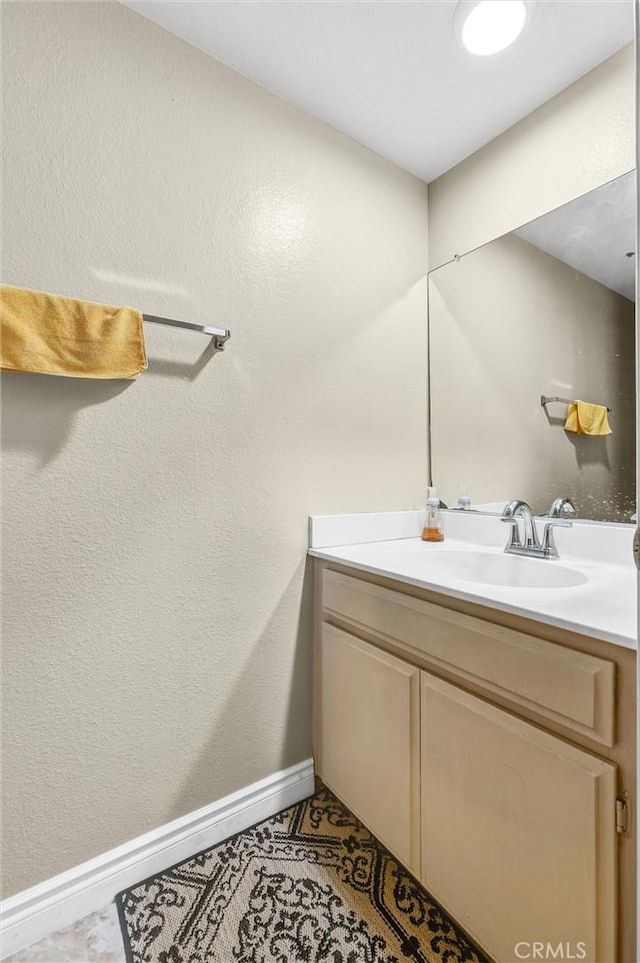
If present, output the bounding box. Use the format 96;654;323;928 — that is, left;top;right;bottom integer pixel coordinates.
455;1;535;57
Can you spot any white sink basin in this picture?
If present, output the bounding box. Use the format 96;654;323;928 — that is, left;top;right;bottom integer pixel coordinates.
398;549;588;589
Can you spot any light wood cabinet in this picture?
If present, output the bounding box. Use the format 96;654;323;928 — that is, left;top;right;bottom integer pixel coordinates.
421;672;617;963
316;623;421;874
313;560;636;963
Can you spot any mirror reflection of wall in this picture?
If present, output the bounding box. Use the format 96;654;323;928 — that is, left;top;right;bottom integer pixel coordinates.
429;171;636;524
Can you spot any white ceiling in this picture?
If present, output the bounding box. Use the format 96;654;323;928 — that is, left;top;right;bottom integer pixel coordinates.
122;0;634;182
515;172;637;302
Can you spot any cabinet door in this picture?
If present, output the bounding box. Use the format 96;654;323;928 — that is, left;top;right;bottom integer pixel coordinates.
421;672;617;963
317;623;420;874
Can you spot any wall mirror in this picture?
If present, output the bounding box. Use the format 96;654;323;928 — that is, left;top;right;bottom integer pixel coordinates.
428;170;637;524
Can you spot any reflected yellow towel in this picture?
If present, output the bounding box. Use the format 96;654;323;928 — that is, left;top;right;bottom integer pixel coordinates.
564;400;612;436
0;285;147;379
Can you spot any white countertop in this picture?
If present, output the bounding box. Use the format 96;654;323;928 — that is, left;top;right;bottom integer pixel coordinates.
308;511;638;650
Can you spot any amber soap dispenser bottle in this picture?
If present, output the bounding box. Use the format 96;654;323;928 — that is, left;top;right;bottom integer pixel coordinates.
422;486;444;542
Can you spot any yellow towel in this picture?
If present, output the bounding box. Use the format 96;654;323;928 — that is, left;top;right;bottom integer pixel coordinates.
0;285;147;379
564;400;612;436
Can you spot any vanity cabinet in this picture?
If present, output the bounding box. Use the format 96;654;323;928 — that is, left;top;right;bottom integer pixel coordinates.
313;562;636;963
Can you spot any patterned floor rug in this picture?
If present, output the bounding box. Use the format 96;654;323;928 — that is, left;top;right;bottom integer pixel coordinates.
116;785;489;963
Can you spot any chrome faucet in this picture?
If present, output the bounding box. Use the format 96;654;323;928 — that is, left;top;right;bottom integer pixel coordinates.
502;500;572;559
549;496;576;519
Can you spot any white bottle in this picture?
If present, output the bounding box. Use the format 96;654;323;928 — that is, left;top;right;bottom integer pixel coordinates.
421;487;444;542
457;485;472;510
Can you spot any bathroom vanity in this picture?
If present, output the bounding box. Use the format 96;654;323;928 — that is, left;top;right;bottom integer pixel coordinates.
310;512;637;963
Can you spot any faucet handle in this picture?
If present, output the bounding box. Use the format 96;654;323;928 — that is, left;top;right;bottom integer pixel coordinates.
541;518;572;557
501;515;522;547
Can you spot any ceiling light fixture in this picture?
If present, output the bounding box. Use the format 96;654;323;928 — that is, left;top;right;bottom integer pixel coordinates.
455;0;535;57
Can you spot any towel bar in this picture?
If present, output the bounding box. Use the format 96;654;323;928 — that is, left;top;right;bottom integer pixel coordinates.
143;314;231;351
540;395;611;413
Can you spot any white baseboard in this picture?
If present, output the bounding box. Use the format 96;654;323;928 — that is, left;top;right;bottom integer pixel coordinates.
1;758;315;959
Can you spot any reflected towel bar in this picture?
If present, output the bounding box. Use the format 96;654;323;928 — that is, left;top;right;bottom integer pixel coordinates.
143;314;231;351
541;395;611;412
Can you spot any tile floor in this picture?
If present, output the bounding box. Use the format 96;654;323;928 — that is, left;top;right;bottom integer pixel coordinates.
7;904;125;963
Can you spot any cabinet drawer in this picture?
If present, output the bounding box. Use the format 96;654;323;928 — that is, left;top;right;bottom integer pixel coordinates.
322;569;616;747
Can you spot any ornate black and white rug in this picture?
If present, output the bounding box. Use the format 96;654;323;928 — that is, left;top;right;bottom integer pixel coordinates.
116;785;488;963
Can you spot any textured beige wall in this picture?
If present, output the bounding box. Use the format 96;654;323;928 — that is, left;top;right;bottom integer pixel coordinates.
428;44;635;268
1;2;428;895
429;234;636;522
